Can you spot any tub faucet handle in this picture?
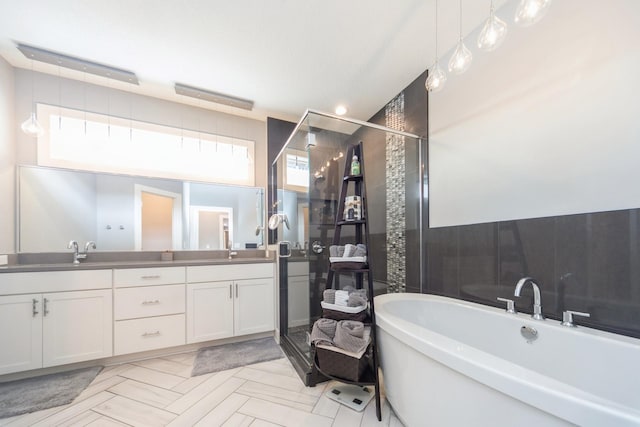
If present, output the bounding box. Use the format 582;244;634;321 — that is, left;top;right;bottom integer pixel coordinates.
561;310;590;327
497;297;516;314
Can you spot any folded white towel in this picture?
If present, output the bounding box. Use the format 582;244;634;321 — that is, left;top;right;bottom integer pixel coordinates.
334;290;349;306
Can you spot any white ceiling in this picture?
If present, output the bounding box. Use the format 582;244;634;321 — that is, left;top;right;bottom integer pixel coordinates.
0;0;509;122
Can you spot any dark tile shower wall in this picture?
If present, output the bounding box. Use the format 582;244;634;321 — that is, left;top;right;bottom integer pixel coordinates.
367;70;428;295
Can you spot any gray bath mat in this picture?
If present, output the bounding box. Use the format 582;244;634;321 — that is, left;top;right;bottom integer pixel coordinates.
0;366;102;419
192;337;284;377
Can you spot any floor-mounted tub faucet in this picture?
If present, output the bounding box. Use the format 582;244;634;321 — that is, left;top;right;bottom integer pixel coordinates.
514;277;545;320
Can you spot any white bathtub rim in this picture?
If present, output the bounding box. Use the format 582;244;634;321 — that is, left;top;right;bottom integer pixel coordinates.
375;293;640;427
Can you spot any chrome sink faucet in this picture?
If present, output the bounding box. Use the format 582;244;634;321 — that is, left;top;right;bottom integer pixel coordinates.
227;240;237;260
68;240;96;264
514;276;545;320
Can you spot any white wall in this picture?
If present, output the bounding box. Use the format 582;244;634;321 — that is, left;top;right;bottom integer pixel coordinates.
0;57;15;253
429;0;640;227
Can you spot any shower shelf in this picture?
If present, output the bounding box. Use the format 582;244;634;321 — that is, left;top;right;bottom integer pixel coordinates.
310;141;382;422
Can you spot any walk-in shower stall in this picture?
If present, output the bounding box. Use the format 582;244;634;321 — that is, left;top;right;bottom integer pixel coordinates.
270;110;423;384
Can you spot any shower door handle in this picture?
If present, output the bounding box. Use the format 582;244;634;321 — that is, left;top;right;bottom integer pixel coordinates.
279;241;291;258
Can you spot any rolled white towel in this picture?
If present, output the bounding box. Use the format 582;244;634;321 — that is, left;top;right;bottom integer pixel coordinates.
343;244;357;257
354;244;367;257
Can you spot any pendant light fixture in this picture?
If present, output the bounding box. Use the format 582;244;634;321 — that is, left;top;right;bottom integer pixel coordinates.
514;0;551;26
448;0;473;74
477;0;508;52
21;57;44;137
425;0;446;93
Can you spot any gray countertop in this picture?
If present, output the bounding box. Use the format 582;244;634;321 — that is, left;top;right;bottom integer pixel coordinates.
0;250;275;273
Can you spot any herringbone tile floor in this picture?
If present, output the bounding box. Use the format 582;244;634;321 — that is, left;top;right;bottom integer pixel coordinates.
0;351;403;426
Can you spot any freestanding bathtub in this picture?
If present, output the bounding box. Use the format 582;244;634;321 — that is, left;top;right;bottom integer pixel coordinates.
375;293;640;427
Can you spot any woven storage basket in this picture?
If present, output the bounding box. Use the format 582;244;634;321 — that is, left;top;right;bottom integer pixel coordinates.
315;346;370;382
330;261;367;270
322;307;367;321
321;301;367;322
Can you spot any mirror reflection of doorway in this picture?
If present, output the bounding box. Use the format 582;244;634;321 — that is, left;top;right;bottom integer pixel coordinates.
189;206;233;250
134;185;182;251
141;192;172;250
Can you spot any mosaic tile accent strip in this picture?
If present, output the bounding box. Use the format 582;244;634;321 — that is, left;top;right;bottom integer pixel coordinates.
385;92;406;293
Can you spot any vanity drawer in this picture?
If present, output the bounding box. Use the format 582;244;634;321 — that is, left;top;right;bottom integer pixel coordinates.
187;263;273;283
0;270;112;295
114;284;185;320
114;314;185;355
113;267;185;288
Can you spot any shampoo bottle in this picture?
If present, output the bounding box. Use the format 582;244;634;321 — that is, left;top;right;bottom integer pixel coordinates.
350;155;360;176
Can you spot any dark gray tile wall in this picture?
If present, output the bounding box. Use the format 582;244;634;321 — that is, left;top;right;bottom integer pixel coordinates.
368;70;428;295
426;210;640;339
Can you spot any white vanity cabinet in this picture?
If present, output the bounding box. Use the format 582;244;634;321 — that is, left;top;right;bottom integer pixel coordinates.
113;267;186;355
0;270;113;375
186;264;274;344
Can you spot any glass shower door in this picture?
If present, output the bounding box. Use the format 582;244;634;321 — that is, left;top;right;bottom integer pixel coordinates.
272;110;423;386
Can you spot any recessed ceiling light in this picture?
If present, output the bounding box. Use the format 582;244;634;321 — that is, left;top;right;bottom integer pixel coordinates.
335;105;347;116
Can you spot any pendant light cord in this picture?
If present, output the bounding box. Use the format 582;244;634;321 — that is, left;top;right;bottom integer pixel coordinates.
435;0;439;59
30;56;35;113
459;0;463;41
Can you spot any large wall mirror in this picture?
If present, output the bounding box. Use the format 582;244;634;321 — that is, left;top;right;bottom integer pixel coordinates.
18;165;265;252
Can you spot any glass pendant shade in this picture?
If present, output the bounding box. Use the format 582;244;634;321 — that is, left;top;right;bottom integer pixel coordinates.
477;9;508;51
448;39;473;74
425;62;447;93
21;112;44;137
515;0;551;26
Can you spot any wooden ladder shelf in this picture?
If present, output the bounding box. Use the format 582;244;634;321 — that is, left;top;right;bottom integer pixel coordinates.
311;141;382;421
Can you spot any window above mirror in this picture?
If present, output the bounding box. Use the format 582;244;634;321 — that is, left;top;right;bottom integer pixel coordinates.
36;104;255;186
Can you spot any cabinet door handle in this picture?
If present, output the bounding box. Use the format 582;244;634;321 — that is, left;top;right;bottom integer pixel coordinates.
229;284;232;299
142;331;161;337
141;275;161;280
43;298;49;316
235;283;238;298
32;298;39;317
141;299;160;305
